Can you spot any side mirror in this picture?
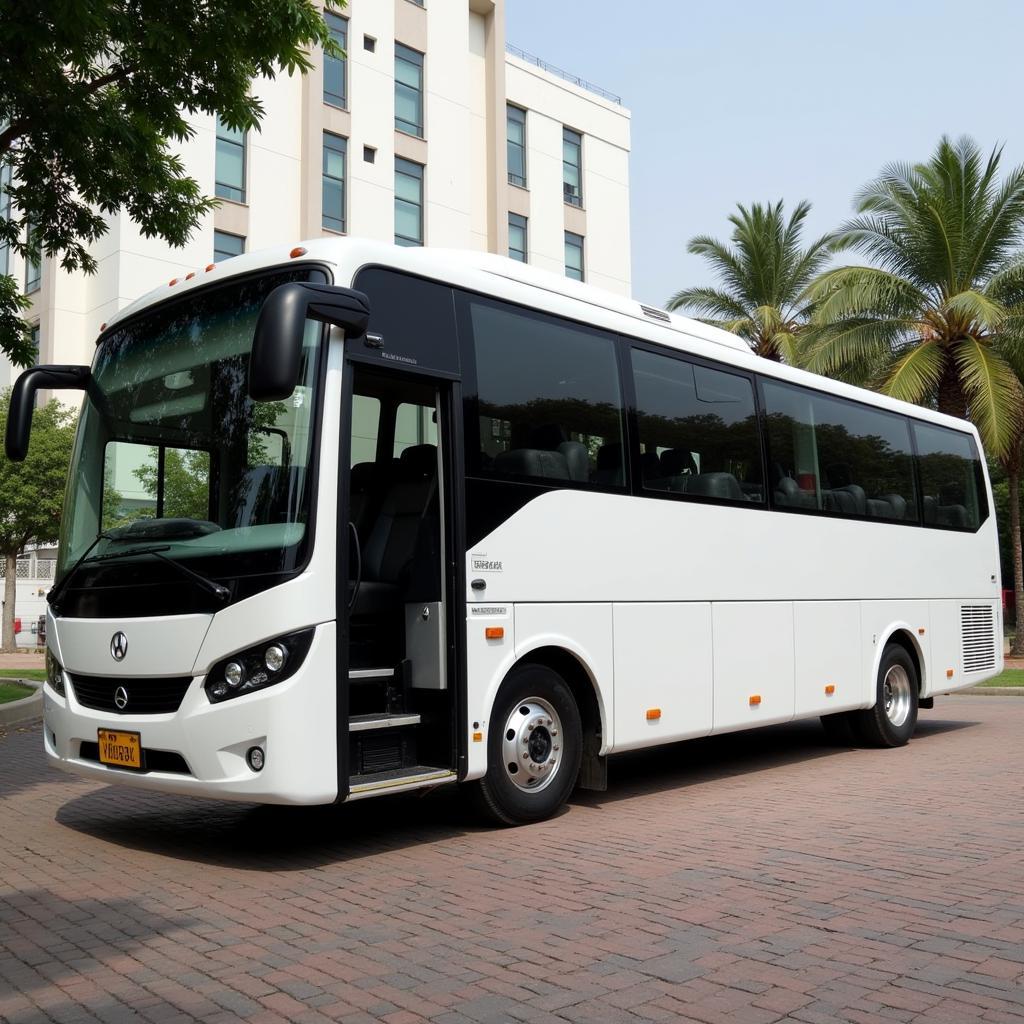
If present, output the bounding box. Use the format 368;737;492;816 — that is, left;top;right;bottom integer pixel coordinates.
5;365;91;462
249;282;370;401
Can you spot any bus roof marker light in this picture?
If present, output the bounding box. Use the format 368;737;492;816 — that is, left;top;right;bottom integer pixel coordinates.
169;278;178;286
185;272;195;281
645;708;661;721
205;263;216;272
749;695;761;706
290;246;307;258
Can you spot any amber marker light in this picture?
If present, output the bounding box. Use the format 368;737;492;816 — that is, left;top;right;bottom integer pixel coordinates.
169;278;178;286
749;695;762;706
185;272;195;280
485;627;504;640
918;627;926;635
290;246;308;258
946;669;954;679
205;263;216;272
646;708;661;721
825;684;836;696
472;732;483;743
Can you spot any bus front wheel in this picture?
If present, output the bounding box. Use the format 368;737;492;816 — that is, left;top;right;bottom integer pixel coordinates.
853;643;919;747
473;663;582;826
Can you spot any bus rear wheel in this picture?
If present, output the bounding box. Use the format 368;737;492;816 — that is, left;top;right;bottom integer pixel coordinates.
473;663;582;826
852;643;919;747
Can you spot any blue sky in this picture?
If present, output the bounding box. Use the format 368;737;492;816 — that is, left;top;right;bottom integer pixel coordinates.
506;0;1024;308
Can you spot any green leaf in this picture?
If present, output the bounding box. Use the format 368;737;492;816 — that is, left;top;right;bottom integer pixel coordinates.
952;338;1024;459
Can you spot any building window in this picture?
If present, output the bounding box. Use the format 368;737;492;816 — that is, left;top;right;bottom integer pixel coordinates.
395;44;424;137
507;105;527;187
215;116;246;203
564;231;584;281
213;230;245;263
563;127;582;207
323;12;348;109
30;323;40;365
395;158;423;246
508;213;527;262
322;132;347;233
0;163;10;276
25;223;40;293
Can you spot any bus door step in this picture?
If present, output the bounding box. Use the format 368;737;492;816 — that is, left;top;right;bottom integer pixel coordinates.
349;766;456;798
349;667;395;681
349;712;421;731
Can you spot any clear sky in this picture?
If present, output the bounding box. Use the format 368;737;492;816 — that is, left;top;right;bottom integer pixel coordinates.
506;0;1024;309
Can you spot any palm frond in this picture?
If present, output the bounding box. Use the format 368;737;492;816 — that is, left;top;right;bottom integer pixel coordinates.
665;286;749;322
879;339;944;405
804;265;928;322
952;337;1024;458
802;317;910;376
942;289;1007;332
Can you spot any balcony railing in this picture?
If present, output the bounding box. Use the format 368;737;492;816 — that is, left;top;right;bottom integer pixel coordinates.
506;44;622;106
0;558;55;580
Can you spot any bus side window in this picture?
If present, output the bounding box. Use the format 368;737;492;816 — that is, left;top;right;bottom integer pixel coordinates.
913;422;987;530
631;348;763;504
467;298;625;489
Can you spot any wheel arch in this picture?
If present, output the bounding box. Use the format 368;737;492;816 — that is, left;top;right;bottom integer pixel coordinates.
878;625;926;696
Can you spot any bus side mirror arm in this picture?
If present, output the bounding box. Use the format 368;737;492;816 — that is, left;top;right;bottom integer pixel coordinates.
5;365;91;462
250;282;371;401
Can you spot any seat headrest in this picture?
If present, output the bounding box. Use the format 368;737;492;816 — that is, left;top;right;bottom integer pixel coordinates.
398;444;437;479
661;448;697;477
529;423;568;450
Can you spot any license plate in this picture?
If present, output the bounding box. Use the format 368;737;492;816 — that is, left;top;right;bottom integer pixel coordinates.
97;729;142;769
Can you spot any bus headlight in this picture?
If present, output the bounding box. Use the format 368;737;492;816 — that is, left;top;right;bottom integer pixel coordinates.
46;649;66;697
204;629;314;704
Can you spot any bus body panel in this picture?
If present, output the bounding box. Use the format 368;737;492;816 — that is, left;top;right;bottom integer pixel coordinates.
611;602;713;752
794;601;863;717
43;620;339;804
464;602;516;779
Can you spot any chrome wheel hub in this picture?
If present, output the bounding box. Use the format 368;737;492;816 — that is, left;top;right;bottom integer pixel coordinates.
883;665;913;728
501;697;562;793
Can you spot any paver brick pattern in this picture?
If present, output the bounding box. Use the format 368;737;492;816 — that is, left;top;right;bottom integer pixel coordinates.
1;697;1023;1023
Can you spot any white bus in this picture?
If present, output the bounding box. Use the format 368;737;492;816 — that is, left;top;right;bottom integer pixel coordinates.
6;239;1002;824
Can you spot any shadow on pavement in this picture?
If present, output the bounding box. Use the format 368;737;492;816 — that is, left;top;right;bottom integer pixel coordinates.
53;712;978;871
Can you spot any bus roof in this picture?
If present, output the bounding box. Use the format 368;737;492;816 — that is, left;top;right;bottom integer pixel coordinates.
106;236;981;441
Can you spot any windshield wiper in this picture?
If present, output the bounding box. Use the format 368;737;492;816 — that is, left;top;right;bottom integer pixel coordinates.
51;542;231;610
92;545;231;604
48;532;112;613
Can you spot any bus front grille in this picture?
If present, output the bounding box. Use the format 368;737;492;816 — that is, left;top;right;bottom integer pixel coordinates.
961;605;996;674
69;675;194;714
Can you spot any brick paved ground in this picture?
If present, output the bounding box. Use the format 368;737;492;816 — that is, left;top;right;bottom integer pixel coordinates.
1;697;1022;1024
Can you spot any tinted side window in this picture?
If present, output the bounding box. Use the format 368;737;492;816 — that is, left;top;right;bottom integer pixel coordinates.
913;422;987;530
632;349;764;504
468;299;625;487
761;379;918;522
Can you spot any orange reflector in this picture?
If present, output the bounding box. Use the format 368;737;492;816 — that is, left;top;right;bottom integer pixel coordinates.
169;278;178;286
290;246;308;258
918;627;926;635
472;732;483;743
485;626;504;640
99;322;107;332
646;708;661;721
946;668;954;679
749;695;761;706
205;263;216;272
185;272;195;280
825;684;836;696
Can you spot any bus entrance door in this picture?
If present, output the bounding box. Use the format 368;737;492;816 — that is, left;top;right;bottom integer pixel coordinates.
341;366;457;795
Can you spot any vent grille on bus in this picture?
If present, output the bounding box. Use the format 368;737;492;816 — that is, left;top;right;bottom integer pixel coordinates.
640;304;671;323
961;605;996;674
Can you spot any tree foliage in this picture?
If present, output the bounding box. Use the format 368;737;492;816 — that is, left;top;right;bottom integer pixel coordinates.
0;0;341;365
0;390;75;651
666;200;842;363
804;136;1024;461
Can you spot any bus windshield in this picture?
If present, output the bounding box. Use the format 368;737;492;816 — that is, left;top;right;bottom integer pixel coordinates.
57;268;326;602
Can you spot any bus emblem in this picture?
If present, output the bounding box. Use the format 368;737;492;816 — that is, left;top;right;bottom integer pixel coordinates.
110;632;128;661
114;686;129;710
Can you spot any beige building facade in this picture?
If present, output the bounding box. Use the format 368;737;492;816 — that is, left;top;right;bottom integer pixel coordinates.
1;0;631;387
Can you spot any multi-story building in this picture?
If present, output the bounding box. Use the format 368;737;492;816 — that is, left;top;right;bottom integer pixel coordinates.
0;0;631;387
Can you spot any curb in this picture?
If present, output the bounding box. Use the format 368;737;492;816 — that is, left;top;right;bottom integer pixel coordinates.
0;679;43;727
958;686;1024;697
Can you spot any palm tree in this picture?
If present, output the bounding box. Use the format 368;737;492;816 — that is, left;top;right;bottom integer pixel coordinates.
805;136;1024;653
666;200;839;363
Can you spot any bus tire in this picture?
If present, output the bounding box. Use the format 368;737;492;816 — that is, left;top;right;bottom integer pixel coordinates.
473;663;582;826
852;643;919;748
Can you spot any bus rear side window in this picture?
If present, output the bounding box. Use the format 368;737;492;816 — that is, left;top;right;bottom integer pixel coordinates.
468;298;625;488
913;422;987;530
